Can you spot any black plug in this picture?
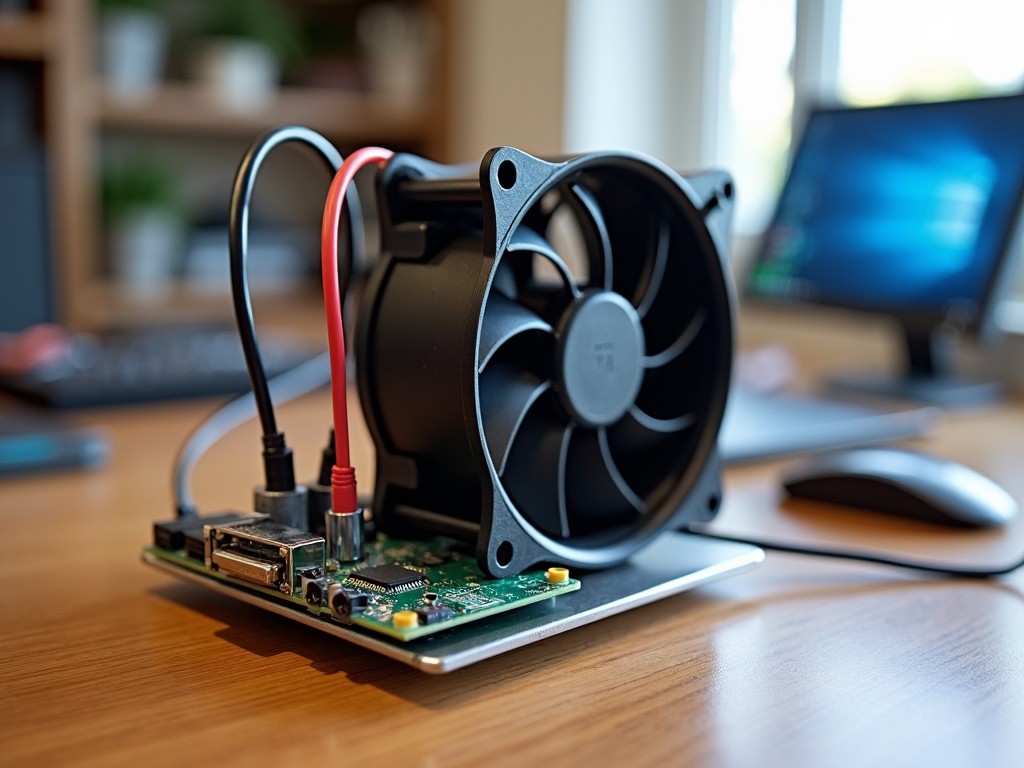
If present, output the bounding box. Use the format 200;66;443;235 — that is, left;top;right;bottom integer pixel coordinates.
262;431;296;492
254;431;307;528
306;429;335;534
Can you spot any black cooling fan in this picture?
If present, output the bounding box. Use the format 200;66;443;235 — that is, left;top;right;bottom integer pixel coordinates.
357;147;735;577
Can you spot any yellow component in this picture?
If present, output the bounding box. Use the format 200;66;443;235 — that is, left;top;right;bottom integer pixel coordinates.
392;610;419;628
545;567;570;584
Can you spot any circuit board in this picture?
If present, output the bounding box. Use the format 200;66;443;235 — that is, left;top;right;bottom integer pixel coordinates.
144;530;580;642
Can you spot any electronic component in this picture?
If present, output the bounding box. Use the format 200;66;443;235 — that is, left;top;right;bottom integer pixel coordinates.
183;528;208;561
153;511;254;552
443;589;503;612
545;567;569;584
327;584;372;622
205;520;324;594
299;567;329;607
139;137;760;674
415;605;455;624
345;564;425;594
358;147;733;578
148;534;583;641
325;508;364;562
392;610;419;629
254;485;309;531
304;579;330;607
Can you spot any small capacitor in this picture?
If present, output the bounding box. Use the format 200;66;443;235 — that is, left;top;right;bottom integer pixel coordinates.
545;567;570;584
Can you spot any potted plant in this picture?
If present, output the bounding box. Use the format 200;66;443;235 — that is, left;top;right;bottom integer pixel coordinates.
192;0;302;113
102;152;185;298
96;0;170;103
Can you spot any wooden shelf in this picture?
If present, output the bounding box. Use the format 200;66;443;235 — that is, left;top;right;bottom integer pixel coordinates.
95;81;431;144
82;278;327;329
0;12;50;60
13;0;448;331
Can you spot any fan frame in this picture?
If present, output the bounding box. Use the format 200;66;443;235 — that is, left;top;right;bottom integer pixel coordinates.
357;146;737;577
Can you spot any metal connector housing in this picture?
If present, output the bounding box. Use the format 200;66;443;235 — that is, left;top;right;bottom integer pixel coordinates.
254;484;309;529
326;508;364;563
205;519;325;594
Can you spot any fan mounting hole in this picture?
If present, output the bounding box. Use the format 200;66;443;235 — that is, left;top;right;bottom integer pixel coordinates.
497;160;517;190
495;540;514;567
557;292;644;428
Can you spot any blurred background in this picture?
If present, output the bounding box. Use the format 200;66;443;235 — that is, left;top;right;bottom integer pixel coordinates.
0;0;1022;335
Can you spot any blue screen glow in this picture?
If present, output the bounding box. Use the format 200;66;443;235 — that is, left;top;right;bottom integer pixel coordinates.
749;95;1024;323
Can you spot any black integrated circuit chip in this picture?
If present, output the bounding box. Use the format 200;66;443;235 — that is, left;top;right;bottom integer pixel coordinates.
345;564;425;593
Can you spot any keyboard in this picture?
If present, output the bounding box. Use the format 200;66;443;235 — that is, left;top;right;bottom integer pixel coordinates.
0;328;321;408
718;385;939;466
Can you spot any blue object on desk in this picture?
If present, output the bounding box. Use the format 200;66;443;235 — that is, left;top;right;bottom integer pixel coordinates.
0;407;110;477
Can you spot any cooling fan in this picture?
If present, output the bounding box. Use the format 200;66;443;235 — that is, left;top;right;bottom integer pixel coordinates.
358;147;736;577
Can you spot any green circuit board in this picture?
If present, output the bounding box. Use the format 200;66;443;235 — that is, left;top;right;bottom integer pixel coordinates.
144;533;580;642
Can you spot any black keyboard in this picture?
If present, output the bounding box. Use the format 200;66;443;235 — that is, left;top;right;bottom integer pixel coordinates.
0;328;321;408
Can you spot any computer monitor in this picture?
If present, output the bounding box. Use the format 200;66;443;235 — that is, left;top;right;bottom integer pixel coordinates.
745;94;1024;407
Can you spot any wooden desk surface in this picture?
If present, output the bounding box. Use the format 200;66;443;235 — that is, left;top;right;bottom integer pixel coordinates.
3;316;1023;767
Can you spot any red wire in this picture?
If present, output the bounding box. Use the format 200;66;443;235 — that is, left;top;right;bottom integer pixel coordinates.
321;146;393;515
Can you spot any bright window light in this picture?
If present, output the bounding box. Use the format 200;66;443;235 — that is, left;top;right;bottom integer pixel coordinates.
838;0;1024;105
723;0;796;234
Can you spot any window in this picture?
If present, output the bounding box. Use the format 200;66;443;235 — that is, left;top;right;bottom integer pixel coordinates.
722;0;796;235
837;0;1024;106
721;0;1024;238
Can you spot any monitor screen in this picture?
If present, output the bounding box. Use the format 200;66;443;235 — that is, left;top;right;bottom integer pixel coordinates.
746;94;1024;336
0;146;55;332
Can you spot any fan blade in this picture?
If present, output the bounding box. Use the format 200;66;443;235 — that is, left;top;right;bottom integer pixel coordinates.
643;309;706;369
507;226;581;297
605;407;697;501
607;407;694;461
628;404;696;434
479;294;554;372
564;428;643;533
479;363;551;475
501;400;572;539
566;184;613;291
634;219;670;320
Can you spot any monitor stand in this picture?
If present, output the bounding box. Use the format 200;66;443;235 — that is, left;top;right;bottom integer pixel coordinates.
827;322;1003;409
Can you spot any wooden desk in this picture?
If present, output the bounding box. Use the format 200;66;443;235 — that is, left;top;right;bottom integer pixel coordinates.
3;325;1023;766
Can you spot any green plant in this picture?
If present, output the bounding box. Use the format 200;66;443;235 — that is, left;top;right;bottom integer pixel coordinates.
101;152;184;224
199;0;303;65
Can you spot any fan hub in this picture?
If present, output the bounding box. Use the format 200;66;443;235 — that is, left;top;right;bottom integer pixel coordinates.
556;292;645;428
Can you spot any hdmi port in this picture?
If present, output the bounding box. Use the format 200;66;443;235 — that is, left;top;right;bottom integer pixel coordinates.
210;547;284;587
205;520;325;594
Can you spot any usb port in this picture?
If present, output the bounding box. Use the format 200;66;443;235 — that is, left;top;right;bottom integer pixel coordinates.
205;520;325;594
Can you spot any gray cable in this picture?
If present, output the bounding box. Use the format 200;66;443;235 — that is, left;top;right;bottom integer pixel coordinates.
173;351;331;518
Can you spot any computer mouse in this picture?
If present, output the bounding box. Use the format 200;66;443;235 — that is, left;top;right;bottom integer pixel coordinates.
782;447;1019;528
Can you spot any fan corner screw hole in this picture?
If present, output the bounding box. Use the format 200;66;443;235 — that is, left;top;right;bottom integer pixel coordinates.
497;160;517;190
722;182;734;199
708;494;721;513
495;540;514;567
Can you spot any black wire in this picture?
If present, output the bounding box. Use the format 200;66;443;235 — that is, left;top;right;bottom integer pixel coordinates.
685;527;1024;578
228;124;361;439
228;125;363;492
